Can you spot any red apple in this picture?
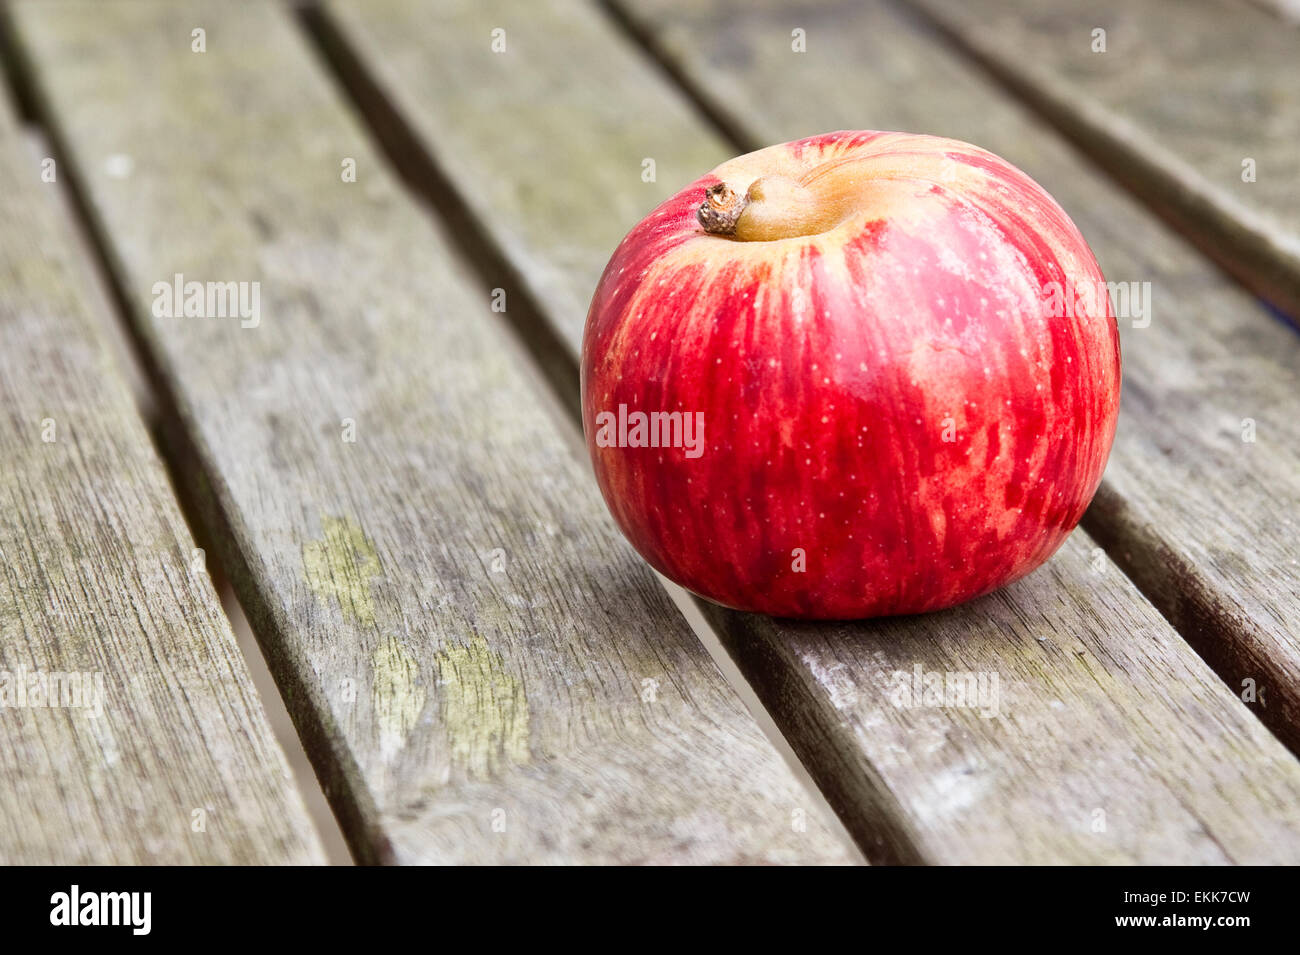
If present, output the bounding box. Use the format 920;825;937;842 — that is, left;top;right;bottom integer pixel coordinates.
581;130;1120;619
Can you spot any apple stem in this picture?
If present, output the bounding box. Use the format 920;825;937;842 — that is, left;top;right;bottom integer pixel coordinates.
697;182;747;236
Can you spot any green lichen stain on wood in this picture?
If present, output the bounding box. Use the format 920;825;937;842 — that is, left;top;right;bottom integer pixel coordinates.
434;634;530;778
372;636;424;760
302;515;381;626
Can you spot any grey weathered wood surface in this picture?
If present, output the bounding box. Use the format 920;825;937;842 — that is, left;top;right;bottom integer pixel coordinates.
314;0;733;356
0;88;324;864
318;0;1300;862
8;0;856;864
616;0;1300;757
908;0;1300;322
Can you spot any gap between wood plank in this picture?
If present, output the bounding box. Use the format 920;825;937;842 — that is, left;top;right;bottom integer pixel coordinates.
298;2;582;426
296;1;864;860
0;10;353;865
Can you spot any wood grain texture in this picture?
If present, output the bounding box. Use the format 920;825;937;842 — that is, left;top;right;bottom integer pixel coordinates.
908;0;1300;321
8;0;855;864
319;0;1300;860
699;534;1300;864
617;0;1300;760
0;92;323;864
319;0;734;357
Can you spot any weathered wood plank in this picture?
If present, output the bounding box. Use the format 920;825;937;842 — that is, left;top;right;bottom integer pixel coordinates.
319;0;1300;861
699;534;1300;864
9;0;855;864
907;0;1300;322
616;0;1300;758
0;88;323;864
312;0;734;356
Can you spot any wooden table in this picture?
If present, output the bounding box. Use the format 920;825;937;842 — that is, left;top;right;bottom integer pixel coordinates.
0;0;1297;865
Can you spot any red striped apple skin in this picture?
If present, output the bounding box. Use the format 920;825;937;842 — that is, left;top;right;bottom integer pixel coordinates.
581;131;1120;619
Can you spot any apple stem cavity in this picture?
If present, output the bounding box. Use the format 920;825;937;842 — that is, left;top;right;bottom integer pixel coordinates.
697;175;838;242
